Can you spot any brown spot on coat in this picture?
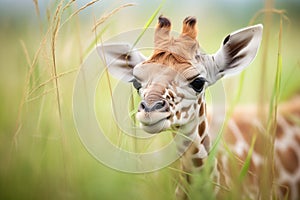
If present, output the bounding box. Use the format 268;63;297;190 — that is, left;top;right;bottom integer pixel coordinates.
277;147;299;174
295;134;300;145
192;157;203;167
198;98;202;105
202;135;211;152
198;121;206;137
234;119;265;154
176;111;181;119
223;127;237;145
182;106;191;113
184;142;199;154
182;105;191;119
298;181;300;196
199;102;205;116
276;122;284;139
284;116;295;126
191;146;199;154
169;90;175;100
279;182;291;199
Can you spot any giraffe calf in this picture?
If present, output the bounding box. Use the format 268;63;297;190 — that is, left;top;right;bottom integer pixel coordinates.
98;16;299;199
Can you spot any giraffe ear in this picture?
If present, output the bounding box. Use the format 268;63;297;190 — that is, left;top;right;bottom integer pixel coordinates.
205;24;263;85
97;43;147;82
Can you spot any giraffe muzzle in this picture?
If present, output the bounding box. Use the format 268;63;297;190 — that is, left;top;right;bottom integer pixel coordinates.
136;100;171;133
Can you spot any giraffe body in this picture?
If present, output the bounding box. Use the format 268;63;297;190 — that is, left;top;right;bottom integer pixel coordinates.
98;16;300;199
216;97;300;199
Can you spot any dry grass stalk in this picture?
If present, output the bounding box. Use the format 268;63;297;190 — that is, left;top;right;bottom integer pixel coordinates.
26;88;57;103
250;6;289;199
13;38;45;147
28;68;78;97
32;0;40;18
60;0;100;30
51;1;63;118
249;8;289;25
20;40;32;69
62;0;76;12
92;3;135;32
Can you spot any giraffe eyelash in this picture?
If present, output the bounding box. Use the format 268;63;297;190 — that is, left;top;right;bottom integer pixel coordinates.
189;77;206;93
132;79;142;91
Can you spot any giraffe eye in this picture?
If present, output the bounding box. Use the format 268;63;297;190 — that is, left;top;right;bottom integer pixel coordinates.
189;77;206;93
133;79;142;91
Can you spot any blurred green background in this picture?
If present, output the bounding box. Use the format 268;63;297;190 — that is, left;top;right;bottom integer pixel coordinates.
0;0;299;199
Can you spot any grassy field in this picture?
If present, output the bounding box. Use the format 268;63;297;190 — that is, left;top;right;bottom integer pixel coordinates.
0;0;300;199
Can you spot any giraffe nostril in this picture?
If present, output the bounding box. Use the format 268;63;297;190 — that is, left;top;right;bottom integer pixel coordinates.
151;100;169;112
153;101;165;110
139;100;169;112
139;101;150;112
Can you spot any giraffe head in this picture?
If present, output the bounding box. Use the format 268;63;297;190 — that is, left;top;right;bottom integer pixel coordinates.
98;16;263;134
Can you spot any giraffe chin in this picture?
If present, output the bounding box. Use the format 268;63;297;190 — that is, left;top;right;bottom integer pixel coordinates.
136;111;171;134
140;119;169;134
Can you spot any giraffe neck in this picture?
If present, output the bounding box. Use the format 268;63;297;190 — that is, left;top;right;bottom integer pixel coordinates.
179;98;211;171
175;95;220;199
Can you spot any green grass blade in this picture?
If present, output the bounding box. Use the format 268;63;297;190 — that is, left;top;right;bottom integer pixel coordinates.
172;130;195;142
83;24;109;58
131;0;166;49
208;70;246;164
239;134;257;181
262;15;283;199
267;15;283;136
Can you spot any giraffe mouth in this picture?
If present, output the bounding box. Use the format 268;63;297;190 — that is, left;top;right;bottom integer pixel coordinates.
136;111;171;134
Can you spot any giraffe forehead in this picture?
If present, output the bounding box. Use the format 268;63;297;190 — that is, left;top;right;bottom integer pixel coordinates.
133;63;177;83
133;63;203;83
155;33;200;60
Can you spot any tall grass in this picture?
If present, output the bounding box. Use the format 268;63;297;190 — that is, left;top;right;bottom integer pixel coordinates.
189;3;291;200
251;7;288;200
0;0;299;200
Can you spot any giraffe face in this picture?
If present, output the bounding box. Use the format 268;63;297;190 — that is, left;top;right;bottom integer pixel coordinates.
98;16;263;134
132;61;206;133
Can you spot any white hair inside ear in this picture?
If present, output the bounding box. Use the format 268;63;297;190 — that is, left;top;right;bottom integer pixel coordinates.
203;24;263;85
97;43;146;82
